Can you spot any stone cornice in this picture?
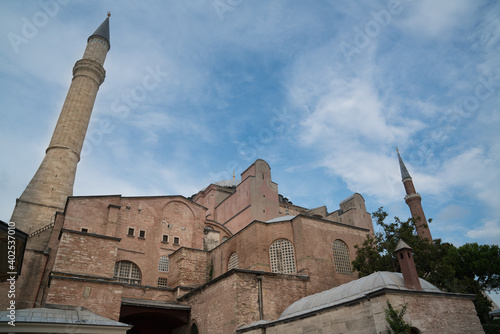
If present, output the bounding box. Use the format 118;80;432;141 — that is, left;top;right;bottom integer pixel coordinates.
73;58;106;86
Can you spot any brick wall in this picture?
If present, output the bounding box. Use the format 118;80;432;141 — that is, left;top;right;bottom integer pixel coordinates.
53;230;119;278
0;250;47;309
57;196;208;288
176;271;309;334
46;278;123;320
169;248;210;288
208;216;370;296
46;276;178;321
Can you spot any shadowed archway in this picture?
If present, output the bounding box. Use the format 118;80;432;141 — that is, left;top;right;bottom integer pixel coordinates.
119;298;190;334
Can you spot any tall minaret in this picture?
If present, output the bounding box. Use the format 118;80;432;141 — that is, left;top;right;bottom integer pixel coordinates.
397;148;432;241
10;16;110;248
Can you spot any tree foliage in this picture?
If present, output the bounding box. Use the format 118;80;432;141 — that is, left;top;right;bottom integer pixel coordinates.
353;208;500;323
385;300;411;334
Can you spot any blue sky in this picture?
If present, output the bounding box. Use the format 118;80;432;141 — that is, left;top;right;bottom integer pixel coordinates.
1;1;499;251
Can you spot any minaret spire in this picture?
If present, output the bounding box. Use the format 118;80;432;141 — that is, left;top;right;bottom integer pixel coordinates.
88;15;110;49
10;17;111;249
396;148;432;241
397;147;411;181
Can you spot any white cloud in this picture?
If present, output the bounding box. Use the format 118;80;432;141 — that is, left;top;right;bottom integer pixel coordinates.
283;38;428;203
466;220;500;244
398;0;474;38
434;204;469;232
1;1;499;248
300;77;413;145
438;147;500;212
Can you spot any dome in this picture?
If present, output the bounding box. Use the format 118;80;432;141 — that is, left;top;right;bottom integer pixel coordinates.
279;271;441;320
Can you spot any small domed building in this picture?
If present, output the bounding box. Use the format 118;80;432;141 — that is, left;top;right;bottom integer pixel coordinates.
238;271;483;333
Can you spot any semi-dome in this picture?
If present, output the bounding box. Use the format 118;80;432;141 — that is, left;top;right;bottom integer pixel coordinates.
213;179;241;188
199;179;241;193
279;271;441;320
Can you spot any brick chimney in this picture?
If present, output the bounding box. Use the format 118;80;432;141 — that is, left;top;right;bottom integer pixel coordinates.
395;239;422;291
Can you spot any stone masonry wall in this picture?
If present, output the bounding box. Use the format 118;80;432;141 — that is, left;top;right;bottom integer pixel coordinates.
388;292;484;333
239;291;484;334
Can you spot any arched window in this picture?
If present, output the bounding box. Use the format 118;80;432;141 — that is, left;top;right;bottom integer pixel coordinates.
114;261;141;285
332;239;353;274
269;239;296;274
228;252;239;271
190;323;199;334
159;256;169;272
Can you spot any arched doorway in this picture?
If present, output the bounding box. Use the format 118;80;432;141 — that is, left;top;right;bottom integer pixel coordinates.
119;298;190;334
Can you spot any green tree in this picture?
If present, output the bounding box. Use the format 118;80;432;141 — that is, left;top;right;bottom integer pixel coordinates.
385;300;411;334
352;208;455;287
353;208;500;324
448;242;500;323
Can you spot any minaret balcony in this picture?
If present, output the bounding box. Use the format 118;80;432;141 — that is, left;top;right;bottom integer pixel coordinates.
404;193;421;201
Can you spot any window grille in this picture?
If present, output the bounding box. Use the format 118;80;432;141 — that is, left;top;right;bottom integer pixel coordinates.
158;277;168;288
162;235;169;243
159;256;169;272
332;239;353;274
113;261;141;285
228;253;239;271
190;324;199;334
127;228;134;236
139;230;146;238
269;239;296;274
173;237;180;245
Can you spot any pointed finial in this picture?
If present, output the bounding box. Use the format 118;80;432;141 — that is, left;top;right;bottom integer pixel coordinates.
396;146;399;154
233;171;235;180
397;148;411;181
107;11;111;17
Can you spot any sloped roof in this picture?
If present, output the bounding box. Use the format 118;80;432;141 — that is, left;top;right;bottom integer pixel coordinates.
265;215;297;223
0;306;129;327
395;239;412;252
279;271;440;320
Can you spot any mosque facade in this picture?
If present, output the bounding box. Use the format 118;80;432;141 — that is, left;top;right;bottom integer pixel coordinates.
0;16;483;334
